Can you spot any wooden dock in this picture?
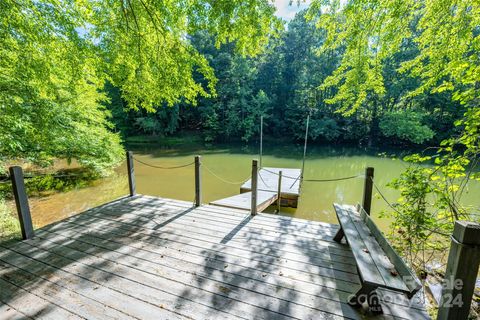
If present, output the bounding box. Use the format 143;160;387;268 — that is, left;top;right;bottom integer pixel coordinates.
210;190;278;212
210;167;301;213
0;195;430;319
241;168;301;206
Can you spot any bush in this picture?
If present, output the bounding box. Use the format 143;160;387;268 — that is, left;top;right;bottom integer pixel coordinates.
379;110;435;144
0;198;20;241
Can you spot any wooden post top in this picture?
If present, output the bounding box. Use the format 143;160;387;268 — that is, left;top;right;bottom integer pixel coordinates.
452;220;480;246
366;167;374;176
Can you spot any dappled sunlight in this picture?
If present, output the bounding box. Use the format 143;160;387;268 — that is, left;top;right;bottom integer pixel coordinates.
0;195;431;319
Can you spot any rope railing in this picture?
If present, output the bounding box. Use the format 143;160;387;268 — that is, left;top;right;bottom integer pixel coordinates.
133;157;194;169
261;168;300;180
261;167;362;182
202;163;250;185
304;174;364;182
258;171;271;188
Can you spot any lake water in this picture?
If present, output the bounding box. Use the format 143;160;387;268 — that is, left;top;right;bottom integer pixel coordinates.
27;143;480;233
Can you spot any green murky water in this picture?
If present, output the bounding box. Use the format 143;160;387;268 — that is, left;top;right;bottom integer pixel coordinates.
28;144;480;232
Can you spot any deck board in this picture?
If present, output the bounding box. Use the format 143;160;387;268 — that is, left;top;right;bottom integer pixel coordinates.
71;201;354;256
0;195;430;320
210;190;278;212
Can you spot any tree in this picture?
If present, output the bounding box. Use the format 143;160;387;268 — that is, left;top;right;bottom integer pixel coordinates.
0;0;280;171
379;110;434;144
308;0;480;269
186;31;273;142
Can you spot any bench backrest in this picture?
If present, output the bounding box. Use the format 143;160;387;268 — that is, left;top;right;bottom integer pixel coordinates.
356;204;422;296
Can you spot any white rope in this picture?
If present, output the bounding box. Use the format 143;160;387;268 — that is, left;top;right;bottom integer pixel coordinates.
203;164;250;185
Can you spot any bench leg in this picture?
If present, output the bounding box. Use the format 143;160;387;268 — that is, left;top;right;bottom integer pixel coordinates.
333;227;345;242
348;285;383;314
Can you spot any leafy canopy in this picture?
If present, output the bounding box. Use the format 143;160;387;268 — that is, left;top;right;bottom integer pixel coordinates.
307;0;479;115
3;0;279;111
307;0;480;269
0;0;280;171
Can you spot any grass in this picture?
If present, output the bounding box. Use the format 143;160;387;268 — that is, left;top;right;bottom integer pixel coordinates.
0;198;21;242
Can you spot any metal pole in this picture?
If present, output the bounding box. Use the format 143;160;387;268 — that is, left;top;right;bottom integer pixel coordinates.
194;155;201;207
259;116;263;168
126;151;136;196
289;113;311;189
251;160;258;216
9;166;34;240
301;113;310;181
277;171;282;213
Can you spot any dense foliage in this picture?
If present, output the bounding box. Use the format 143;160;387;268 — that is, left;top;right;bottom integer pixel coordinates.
307;0;480;270
0;0;279;173
109;11;465;148
0;198;20;241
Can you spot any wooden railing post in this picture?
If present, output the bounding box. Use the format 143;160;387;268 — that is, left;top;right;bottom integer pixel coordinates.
9;166;34;240
251;160;258;216
195;155;201;207
126;151;136;196
277;171;282;213
437;221;480;320
362;167;374;215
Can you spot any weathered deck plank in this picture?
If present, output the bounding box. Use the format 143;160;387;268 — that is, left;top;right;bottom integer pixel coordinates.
0;259;138;320
0;302;30;320
210;190;278;212
34;225;428;314
7;240;351;320
71;201;354;256
0;195;430;320
37;219;360;289
0;277;81;320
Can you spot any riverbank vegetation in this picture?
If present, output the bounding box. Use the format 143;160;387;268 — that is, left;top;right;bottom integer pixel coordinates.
306;0;479;272
0;199;20;241
107;12;464;148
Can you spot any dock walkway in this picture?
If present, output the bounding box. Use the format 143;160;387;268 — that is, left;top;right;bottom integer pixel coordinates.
241;167;301;197
0;195;429;319
210;190;278;212
210;167;302;212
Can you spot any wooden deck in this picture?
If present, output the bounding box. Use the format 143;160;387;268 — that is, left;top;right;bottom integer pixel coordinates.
0;195;430;320
210;190;278;212
241;167;301;208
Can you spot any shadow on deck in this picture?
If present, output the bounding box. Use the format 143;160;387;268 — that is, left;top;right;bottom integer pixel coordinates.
0;195;430;319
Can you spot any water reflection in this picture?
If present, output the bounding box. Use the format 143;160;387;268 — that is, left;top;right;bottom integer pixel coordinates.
27;144;480;233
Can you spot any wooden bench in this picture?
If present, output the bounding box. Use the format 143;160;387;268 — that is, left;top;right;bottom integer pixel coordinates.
333;203;422;314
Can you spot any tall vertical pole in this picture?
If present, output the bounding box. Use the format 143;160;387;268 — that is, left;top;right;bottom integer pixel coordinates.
259;116;263;169
437;221;480;320
194;155;201;207
277;171;282;213
251;160;258;216
301;113;310;181
9;166;34;240
362;167;374;215
126;151;136;197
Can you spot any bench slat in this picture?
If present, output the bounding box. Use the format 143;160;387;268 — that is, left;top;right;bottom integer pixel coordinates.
358;206;422;295
333;204;386;288
345;205;409;293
